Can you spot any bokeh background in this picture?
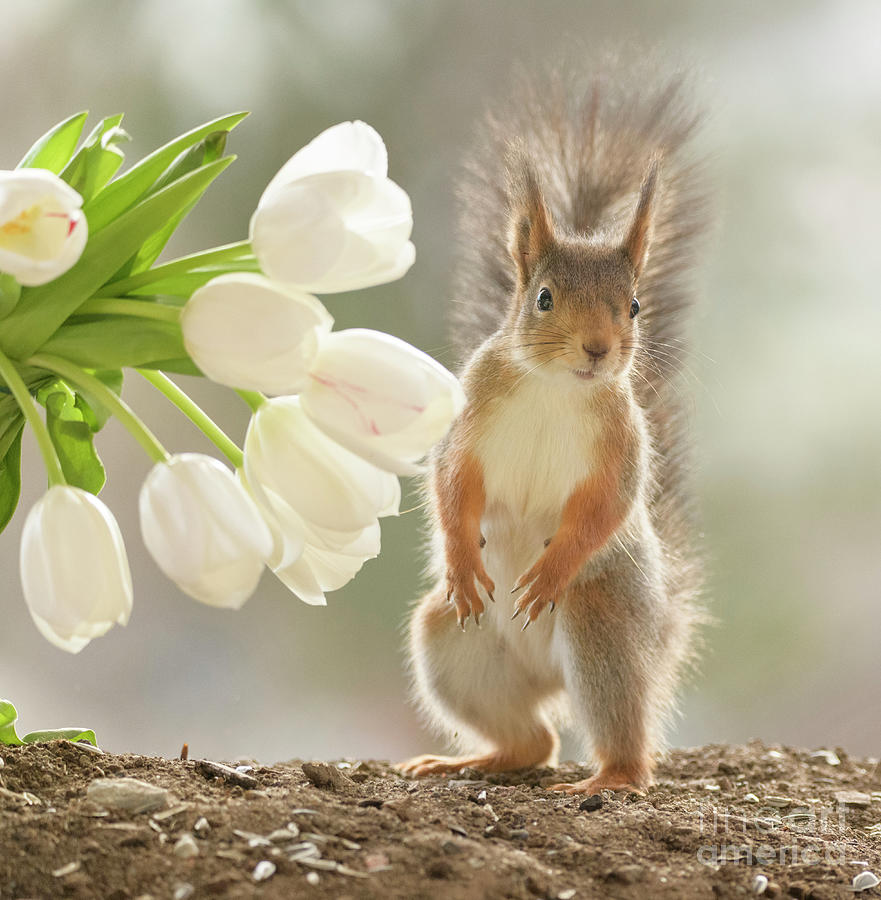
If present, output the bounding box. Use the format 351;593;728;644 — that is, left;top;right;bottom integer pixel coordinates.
1;0;879;764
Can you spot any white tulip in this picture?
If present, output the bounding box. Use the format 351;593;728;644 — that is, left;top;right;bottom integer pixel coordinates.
0;169;88;286
249;121;415;293
237;465;383;606
139;453;273;609
260;492;382;607
300;329;466;475
181;273;333;394
244;396;400;538
20;485;132;653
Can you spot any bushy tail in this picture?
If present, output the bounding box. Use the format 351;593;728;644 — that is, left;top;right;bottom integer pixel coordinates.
451;51;712;646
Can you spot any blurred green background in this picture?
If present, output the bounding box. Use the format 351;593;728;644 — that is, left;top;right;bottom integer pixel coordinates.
1;0;879;763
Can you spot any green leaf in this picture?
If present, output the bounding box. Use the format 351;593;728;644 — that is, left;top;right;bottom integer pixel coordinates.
38;317;188;370
0;699;24;746
83;112;248;234
22;728;98;746
0;274;21;319
75;369;123;432
61;114;130;203
0;422;23;535
97;240;254;297
0;156;235;359
16;111;89;173
124;261;262;298
0;698;98;748
139;357;202;376
123;131;228;275
41;381;105;494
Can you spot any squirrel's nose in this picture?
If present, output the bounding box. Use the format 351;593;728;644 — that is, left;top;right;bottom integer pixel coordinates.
583;344;610;360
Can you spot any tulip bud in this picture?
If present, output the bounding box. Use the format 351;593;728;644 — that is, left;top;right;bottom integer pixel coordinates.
244;396;400;538
0;169;88;286
249;121;415;293
139;453;273;609
300;329;466;475
20;485;132;653
181;273;333;394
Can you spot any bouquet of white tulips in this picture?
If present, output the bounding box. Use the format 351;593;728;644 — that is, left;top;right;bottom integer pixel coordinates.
0;112;464;654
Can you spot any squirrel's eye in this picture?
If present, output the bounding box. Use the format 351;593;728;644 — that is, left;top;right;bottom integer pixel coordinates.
537;287;553;311
630;296;640;319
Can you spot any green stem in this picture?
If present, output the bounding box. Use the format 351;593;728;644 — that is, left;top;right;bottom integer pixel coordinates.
96;240;254;297
29;353;169;465
137;369;243;468
0;349;66;486
75;297;182;323
236;390;265;413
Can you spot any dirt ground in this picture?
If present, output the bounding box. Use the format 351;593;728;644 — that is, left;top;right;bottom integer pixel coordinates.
1;740;879;900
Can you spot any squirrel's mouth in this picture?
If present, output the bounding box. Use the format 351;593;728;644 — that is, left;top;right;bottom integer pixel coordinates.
571;368;596;381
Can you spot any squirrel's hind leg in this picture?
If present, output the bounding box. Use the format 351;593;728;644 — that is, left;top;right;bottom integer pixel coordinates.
550;556;677;795
399;587;560;777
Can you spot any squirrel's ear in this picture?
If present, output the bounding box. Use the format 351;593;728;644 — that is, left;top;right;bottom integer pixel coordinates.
623;154;662;280
506;146;555;285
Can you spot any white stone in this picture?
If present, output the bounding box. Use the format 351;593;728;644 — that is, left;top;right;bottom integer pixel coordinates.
87;778;170;814
173;834;199;859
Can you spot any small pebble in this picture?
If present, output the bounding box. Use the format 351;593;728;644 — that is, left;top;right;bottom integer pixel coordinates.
301;762;350;791
558;890;577;900
852;872;880;892
752;874;768;895
305;871;320;886
509;828;529;840
835;791;871;808
52;861;81;878
193;817;210;835
744;793;761;803
253;860;277;882
87;778;170;814
810;749;841;766
579;794;603;812
173;885;194;900
173;834;199;859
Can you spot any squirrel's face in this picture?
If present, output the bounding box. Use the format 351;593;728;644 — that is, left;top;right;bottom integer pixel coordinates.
505;148;659;387
509;242;640;386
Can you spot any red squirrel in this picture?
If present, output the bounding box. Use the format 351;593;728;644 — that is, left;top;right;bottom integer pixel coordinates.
399;61;710;794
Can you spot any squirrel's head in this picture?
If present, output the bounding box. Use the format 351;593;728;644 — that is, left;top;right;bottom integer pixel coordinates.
504;146;660;386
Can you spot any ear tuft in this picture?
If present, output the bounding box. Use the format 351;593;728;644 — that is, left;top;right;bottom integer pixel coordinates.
506;142;555;285
623;153;662;280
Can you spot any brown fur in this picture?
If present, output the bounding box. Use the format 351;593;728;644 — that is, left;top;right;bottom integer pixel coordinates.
400;55;711;793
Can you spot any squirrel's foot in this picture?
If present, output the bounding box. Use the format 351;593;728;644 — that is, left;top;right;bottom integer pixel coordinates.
397;744;552;778
548;768;649;796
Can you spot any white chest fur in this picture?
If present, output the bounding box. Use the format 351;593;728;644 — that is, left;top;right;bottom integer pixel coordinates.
474;374;599;601
476;374;598;521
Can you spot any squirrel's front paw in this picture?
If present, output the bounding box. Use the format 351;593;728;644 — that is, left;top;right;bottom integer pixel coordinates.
511;559;567;629
446;558;495;630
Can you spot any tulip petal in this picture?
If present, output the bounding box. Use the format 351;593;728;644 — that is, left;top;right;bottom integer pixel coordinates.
273;553;328;607
298;239;415;295
301;329;465;474
260;121;387;206
249;181;347;285
244;397;400;533
181;273;333;394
